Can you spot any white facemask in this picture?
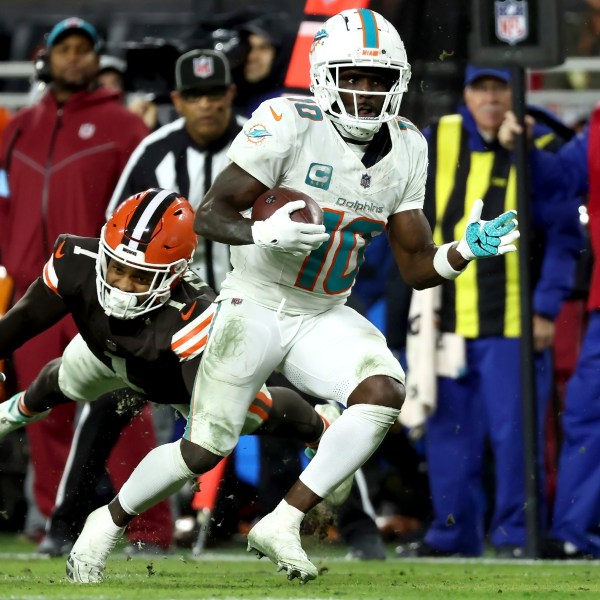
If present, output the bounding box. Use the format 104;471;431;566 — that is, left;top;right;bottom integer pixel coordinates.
102;287;139;319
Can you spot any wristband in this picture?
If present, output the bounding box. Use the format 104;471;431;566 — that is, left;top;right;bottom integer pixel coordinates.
433;243;467;280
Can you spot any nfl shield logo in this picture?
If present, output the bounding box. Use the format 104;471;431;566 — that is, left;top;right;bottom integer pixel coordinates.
193;56;214;79
495;0;528;45
78;123;96;139
360;173;371;189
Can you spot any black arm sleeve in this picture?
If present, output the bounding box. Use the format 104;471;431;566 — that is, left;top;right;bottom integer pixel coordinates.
0;278;69;358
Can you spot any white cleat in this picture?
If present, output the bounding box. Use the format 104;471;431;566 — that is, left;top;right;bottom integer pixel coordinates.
247;511;318;584
308;403;355;507
0;393;49;438
66;506;125;583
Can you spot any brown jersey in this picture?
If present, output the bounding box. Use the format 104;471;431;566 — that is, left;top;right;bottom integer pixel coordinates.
39;234;216;404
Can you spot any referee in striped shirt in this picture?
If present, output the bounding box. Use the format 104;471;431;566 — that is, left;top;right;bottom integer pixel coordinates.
107;48;246;292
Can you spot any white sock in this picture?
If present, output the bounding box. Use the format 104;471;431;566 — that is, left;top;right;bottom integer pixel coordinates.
119;441;195;515
97;505;125;536
299;404;399;499
273;499;304;528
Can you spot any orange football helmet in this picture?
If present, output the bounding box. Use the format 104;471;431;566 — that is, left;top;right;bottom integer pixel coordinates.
96;188;197;319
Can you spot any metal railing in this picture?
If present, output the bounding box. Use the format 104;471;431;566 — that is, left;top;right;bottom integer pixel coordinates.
1;57;600;119
0;61;35;109
527;57;600;124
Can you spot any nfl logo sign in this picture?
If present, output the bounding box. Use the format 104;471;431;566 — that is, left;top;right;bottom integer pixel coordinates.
360;173;371;189
193;56;214;79
495;0;528;46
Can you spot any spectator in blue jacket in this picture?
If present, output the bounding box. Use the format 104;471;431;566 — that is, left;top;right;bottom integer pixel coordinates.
396;65;582;559
500;106;600;558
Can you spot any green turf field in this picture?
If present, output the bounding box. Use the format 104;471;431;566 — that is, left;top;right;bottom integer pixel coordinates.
1;533;599;599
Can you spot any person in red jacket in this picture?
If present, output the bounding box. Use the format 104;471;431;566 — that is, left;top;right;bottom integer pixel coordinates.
0;17;173;550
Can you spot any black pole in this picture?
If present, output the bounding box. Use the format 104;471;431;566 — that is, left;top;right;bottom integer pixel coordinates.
511;64;540;558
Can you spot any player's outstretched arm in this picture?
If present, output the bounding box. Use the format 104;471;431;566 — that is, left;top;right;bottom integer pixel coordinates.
388;202;519;289
0;278;68;359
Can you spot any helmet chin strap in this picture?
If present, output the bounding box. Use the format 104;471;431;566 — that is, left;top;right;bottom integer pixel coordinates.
331;119;378;142
104;287;138;318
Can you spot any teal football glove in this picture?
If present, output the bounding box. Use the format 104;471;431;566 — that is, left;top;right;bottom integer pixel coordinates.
456;199;519;260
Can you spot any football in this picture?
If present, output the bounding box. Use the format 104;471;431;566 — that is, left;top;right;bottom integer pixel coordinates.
251;187;323;225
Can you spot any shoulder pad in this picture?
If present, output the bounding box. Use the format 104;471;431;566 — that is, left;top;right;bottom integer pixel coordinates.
171;301;217;361
43;236;98;296
51;235;98;261
396;117;424;137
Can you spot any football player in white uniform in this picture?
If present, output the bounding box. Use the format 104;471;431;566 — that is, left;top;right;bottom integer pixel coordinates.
69;9;520;583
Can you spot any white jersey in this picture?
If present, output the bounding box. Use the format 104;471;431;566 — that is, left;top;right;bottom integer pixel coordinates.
219;95;428;314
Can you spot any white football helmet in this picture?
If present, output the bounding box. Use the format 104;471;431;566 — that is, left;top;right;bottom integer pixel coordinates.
96;188;197;320
309;8;411;140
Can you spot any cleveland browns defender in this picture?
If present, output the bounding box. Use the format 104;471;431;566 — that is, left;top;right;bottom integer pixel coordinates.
0;188;336;488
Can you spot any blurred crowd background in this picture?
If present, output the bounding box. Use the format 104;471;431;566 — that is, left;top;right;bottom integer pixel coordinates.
0;0;597;128
0;0;505;127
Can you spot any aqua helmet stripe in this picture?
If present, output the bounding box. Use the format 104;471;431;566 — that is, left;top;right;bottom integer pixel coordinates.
357;8;379;48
